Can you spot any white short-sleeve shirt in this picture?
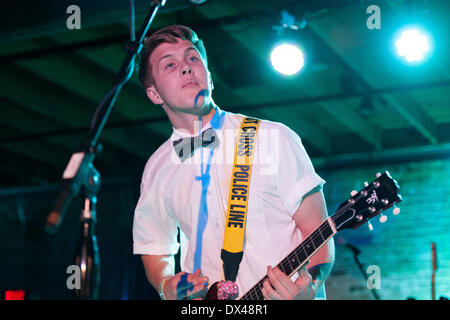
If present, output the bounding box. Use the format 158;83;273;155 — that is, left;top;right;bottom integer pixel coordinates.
133;106;326;298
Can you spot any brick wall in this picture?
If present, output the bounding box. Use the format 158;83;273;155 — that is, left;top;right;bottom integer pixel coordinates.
318;159;450;300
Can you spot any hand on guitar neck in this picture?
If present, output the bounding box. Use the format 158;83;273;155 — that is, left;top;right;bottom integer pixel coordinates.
262;265;315;300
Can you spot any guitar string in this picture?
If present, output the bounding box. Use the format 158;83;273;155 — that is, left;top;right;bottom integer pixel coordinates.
244;181;398;300
242;182;388;300
242;205;356;299
242;210;357;299
246;178;400;299
279;222;331;272
242;222;332;300
242;197;366;300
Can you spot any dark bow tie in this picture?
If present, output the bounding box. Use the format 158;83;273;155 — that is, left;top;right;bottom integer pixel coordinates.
173;127;219;162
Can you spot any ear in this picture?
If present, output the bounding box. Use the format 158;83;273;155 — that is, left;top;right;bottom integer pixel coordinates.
146;85;163;105
209;71;214;91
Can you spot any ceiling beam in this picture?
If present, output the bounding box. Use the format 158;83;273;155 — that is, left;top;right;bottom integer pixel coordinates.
70;41;174;135
307;9;438;145
0;125;68;169
0;97;124;166
258;105;333;155
318;99;382;150
382;94;437;144
208;62;333;155
3;79;446;144
0;1;356;61
198;26;333;154
0;64;158;159
313;142;450;172
0;0;186;45
196;4;379;152
19;36;169;133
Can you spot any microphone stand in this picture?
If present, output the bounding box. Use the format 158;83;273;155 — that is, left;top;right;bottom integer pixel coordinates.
347;243;381;300
45;0;167;299
74;163;101;300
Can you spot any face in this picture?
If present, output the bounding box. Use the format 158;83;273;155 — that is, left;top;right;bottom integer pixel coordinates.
146;39;213;115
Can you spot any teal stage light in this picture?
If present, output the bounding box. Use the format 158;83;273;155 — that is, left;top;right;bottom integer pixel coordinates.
395;27;431;63
270;43;305;76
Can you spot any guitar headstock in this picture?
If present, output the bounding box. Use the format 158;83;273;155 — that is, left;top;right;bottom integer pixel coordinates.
332;171;402;231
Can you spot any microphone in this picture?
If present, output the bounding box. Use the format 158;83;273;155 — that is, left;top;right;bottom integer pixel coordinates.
45;151;86;234
45;179;78;234
46;148;99;234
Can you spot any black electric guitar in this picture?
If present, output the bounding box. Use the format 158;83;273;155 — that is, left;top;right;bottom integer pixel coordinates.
206;171;402;300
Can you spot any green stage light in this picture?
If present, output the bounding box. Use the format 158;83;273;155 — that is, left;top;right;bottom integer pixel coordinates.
395;27;431;63
270;43;305;76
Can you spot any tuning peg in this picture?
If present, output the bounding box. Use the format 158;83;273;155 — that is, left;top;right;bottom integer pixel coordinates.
376;172;382;177
364;181;369;187
367;221;374;231
379;213;387;223
393;205;400;215
351;190;358;196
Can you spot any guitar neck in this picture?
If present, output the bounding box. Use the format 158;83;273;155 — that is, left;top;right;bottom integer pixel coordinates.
239;217;337;300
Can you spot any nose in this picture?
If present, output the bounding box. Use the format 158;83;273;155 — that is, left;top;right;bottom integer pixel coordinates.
181;65;193;76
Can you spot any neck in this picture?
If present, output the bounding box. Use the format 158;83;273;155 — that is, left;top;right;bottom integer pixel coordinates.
165;102;217;135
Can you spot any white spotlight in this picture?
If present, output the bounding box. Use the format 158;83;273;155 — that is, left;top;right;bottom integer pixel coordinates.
270;43;304;76
395;28;430;63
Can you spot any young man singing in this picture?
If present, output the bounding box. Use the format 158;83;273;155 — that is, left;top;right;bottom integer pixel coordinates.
132;25;334;300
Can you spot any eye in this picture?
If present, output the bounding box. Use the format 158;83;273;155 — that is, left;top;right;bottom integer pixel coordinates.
165;62;175;70
188;55;199;62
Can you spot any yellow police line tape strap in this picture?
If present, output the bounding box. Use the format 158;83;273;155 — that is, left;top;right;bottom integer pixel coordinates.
223;117;261;253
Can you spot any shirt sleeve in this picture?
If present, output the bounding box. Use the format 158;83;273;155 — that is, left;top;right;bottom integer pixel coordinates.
132;167;180;256
273;124;326;216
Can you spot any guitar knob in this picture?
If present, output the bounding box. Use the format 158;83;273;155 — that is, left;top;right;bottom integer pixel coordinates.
351;190;358;196
364;181;369;187
379;214;387;223
376;172;382;177
393;206;400;215
367;221;374;231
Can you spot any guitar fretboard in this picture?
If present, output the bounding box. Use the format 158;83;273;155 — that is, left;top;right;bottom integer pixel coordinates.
240;218;336;300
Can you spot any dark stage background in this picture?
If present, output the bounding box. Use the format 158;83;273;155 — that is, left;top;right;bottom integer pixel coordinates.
1;0;449;300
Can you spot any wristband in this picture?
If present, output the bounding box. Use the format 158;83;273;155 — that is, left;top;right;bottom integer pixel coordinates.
159;277;169;300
